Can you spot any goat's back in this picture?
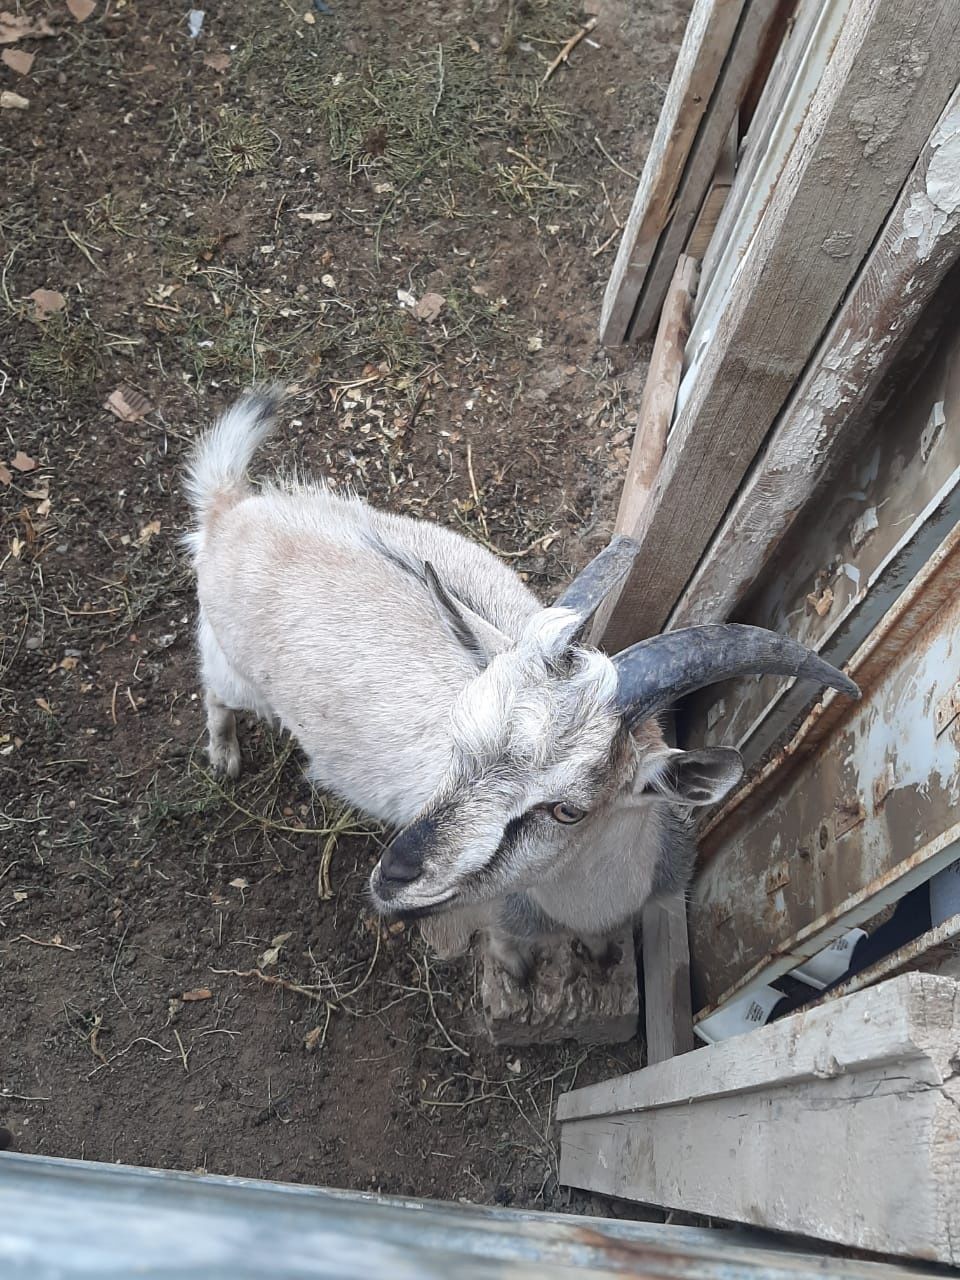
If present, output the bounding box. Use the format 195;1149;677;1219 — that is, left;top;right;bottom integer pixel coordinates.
194;477;538;824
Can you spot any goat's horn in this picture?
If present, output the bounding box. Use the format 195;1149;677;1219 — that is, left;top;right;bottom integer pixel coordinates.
553;535;640;621
612;624;860;727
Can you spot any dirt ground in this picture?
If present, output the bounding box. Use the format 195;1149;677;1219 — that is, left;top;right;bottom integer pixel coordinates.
1;0;688;1210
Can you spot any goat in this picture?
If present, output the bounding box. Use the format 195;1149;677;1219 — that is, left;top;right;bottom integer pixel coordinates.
185;392;859;980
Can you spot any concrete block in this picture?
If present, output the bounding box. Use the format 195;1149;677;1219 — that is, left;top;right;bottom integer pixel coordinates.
481;933;639;1046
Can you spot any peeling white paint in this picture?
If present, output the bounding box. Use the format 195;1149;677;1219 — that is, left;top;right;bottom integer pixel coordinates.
893;106;960;257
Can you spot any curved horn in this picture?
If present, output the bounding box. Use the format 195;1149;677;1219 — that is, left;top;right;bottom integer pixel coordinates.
553;535;640;624
612;624;860;728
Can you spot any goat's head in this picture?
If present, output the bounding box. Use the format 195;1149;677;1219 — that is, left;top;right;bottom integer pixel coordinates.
369;538;859;919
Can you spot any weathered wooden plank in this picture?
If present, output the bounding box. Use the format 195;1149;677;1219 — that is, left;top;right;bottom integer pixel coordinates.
613;257;699;535
629;0;782;341
688;533;960;1013
671;85;960;639
641;893;694;1064
600;0;960;653
558;974;960;1264
592;258;697;645
598;0;747;348
697;0;851;317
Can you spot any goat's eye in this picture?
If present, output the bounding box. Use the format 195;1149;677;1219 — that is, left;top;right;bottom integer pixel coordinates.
551;802;586;825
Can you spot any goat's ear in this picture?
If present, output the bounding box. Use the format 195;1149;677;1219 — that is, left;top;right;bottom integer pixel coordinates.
644;746;744;807
424;562;511;669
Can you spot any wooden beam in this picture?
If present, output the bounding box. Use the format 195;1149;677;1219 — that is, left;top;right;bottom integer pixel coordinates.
694;0;855;338
591;256;697;644
599;0;960;654
558;973;960;1265
641;893;694;1064
670;82;960;631
598;0;747;348
628;0;783;341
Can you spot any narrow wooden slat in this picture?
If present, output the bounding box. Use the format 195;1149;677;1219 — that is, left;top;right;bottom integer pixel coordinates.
628;0;783;341
697;0;823;294
641;892;694;1064
684;118;738;261
600;0;960;653
612;257;699;535
598;0;747;348
684;181;731;260
591;257;698;644
669;82;960;630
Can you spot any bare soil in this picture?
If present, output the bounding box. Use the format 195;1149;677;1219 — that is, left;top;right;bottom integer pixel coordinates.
1;0;687;1210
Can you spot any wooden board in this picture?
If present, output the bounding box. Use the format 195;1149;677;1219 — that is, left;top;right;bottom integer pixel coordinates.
683;118;738;263
641;893;694;1064
628;1;783;341
591;257;698;643
558;973;960;1264
671;84;960;638
598;0;748;348
599;0;960;653
696;0;851;320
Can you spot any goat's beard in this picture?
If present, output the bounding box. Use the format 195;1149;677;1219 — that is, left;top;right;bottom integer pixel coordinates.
378;895;458;922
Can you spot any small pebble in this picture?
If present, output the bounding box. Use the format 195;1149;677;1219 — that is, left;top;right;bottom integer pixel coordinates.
25;636;42;651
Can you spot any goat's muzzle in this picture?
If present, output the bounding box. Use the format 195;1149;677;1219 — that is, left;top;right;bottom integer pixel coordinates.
372;814;437;901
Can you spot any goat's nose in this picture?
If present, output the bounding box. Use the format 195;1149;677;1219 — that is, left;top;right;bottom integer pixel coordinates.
379;817;436;886
379;845;422;884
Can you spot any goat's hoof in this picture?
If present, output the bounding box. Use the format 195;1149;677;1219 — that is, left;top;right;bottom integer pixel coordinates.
208;740;241;779
492;947;535;988
572;938;622;971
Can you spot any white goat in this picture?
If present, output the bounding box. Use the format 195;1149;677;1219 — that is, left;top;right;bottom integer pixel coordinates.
186;392;859;979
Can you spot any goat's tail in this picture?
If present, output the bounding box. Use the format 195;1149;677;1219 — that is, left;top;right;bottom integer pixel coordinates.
184;388;283;528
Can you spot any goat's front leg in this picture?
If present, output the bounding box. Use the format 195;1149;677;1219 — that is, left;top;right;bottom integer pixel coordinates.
573;932;623;971
486;931;536;985
205;689;241;779
419;903;490;961
486;893;556;986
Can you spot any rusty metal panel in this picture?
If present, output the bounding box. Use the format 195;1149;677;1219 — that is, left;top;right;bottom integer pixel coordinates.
686;325;960;769
689;561;960;1014
0;1151;929;1280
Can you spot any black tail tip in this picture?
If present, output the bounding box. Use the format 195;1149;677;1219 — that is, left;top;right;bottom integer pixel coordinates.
238;383;286;421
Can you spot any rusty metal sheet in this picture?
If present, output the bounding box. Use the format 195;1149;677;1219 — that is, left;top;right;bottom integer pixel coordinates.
0;1151;931;1280
689;570;960;1013
686;324;960;769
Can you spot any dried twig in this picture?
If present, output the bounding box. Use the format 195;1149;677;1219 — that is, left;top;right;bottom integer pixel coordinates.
13;933;77;952
88;1013;108;1066
212;967;328;1004
542;17;597;84
593;134;639;183
173;1029;190;1074
421;954;470;1058
592;227;622;258
465;442;490;541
